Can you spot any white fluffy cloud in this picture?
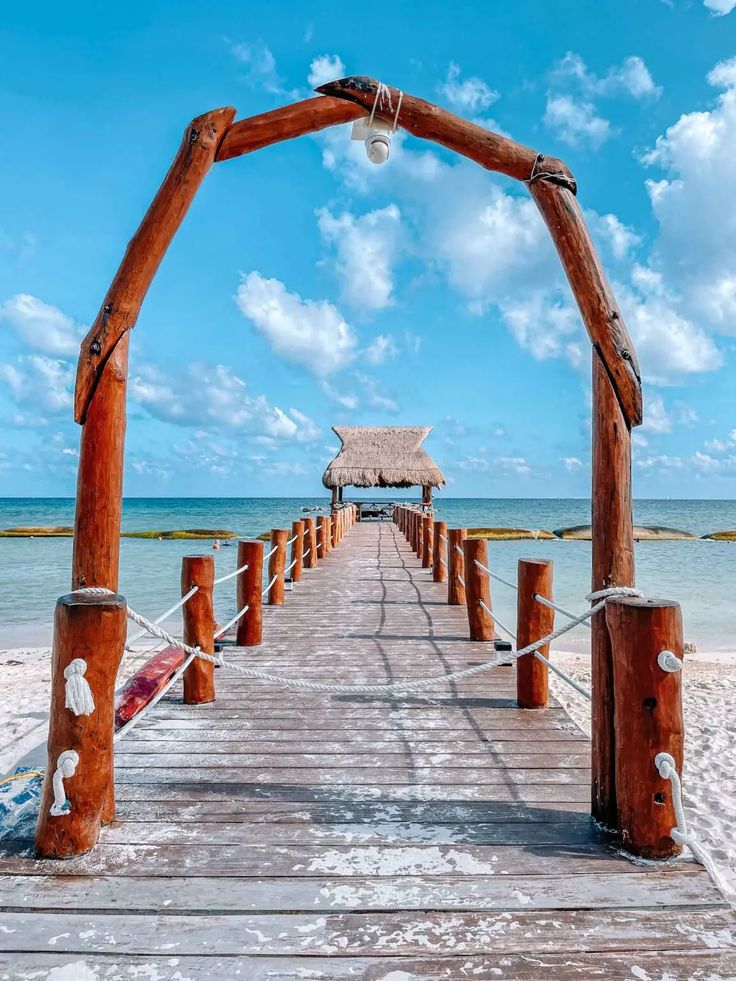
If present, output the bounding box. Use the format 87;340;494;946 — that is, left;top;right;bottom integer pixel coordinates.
704;0;736;15
316;204;403;311
235;272;358;375
0;294;85;356
308;54;345;89
229;39;293;96
437;62;499;114
642;61;736;336
552;52;661;100
0;355;74;417
363;334;398;366
131;362;319;442
544;94;612;148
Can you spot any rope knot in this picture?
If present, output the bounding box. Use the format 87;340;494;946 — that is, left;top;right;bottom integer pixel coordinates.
49;749;79;817
586;586;643;603
63;658;95;716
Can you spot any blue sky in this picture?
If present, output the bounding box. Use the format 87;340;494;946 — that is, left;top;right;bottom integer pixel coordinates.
1;0;735;499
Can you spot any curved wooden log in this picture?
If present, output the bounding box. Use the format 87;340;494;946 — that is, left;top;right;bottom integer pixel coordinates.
74;106;236;423
114;646;186;731
217;96;364;162
317;76;642;428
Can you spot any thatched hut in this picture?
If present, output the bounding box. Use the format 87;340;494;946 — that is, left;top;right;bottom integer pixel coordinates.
323;426;445;516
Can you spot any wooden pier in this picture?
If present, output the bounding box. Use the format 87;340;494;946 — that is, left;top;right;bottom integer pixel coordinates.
2;521;734;978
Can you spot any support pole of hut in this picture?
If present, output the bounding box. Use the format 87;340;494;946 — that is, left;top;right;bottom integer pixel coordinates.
35;591;127;858
182;555;215;704
235;540;264;647
448;529;467;606
304;517;318;568
331;486;339;510
591;354;636;828
318;515;330;558
516;559;554;709
422;485;432;507
462;539;495;641
433;520;448;583
290;520;304;582
268;529;288;605
606;597;685;858
422;514;434;569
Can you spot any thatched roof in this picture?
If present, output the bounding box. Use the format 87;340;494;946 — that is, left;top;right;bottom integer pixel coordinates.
323;426;445;489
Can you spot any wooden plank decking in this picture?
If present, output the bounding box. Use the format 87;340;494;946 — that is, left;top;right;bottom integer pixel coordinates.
1;521;735;979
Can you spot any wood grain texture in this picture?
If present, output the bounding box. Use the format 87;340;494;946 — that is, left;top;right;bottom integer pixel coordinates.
447;528;467;606
74;107;236;423
268;529;287;605
462;538;494;641
181;555;215;704
35;592;127;857
303;517;318;569
290;520;304;582
606;597;685;858
433;519;448;583
516;558;554;709
235;540;263;647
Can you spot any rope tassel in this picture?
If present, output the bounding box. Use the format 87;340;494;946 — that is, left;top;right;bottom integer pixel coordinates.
64;658;95;716
49;749;79;817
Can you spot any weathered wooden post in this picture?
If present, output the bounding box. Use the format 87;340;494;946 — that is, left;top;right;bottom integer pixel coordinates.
433;520;447;583
303;517;318;568
317;515;330;558
235;540;264;646
181;555;215;704
422;515;434;569
416;511;424;558
268;529;288;604
35;591;127;858
606;597;685;858
447;529;467;606
290;520;304;582
516;559;554;709
462;539;494;641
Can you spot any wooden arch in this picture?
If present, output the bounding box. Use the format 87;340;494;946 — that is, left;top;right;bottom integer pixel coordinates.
70;77;642;828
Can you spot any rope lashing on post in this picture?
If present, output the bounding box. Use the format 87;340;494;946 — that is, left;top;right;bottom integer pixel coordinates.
655;752;724;888
657;649;683;672
49;749;79;817
63;658;95;716
213;562;249;586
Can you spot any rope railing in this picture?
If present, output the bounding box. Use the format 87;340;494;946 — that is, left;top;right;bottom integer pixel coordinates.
264;545;278;561
125;585;199;649
213;562;249;586
478;598;516;642
474;559;517;592
262;574;278;597
456;573;465;587
285;558;297;575
533;592;592;630
214;603;250;640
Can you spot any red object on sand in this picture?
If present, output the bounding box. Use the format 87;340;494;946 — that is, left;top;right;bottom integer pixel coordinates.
114;646;186;731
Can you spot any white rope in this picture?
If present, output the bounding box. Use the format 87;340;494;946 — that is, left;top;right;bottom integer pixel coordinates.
49;750;79;817
316;542;323;550
478;598;516;642
439;556;447;567
126;586;198;648
454;544;463;556
285;558;297;575
214;604;250;640
214;562;249;586
587;586;642;602
63;659;95;716
302;548;310;559
263;574;278;597
72;587;631;698
481;565;518;592
534;593;591;631
655;752;726;890
264;545;278;561
456;574;465;587
287;534;298;547
439;533;448;542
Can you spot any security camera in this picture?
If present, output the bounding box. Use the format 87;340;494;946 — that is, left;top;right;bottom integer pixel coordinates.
365;132;390;165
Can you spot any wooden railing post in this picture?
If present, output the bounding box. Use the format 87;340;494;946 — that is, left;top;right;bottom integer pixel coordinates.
462;539;495;641
304;517;318;568
447;528;467;606
290;520;304;582
268;529;288;605
433;520;447;583
35;591;127;858
317;516;330;559
606;597;685;858
516;559;554;709
236;540;264;646
422;515;434;569
182;555;215;704
416;511;424;558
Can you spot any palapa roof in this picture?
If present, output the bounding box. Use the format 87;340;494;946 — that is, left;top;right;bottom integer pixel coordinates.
323;426;445;489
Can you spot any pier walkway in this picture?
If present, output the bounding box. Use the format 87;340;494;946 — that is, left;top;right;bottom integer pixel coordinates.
1;522;735;978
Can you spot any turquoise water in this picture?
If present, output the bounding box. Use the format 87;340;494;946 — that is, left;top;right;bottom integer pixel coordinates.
1;497;735;651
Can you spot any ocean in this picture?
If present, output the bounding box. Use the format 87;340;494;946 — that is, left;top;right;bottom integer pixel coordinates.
1;497;735;652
